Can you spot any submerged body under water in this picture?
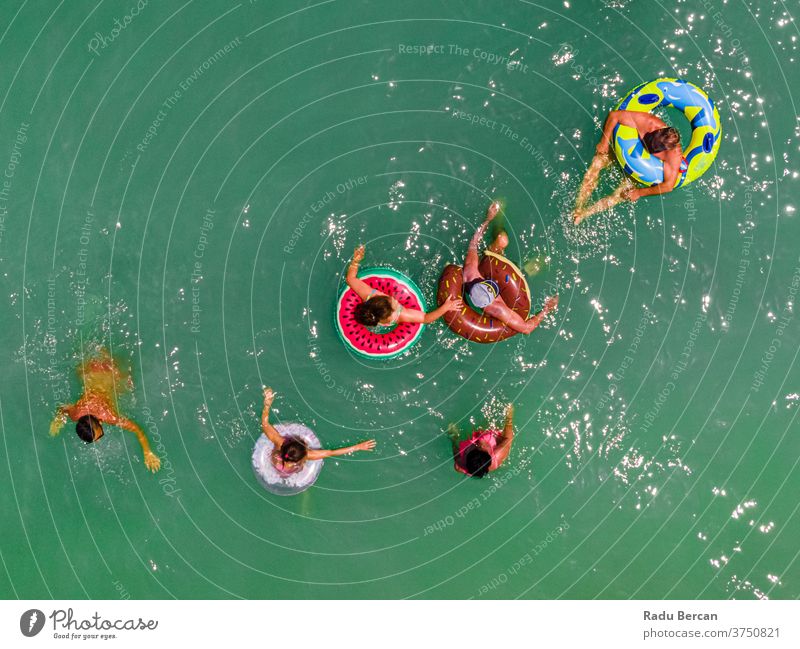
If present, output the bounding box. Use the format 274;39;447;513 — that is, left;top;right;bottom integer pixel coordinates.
1;0;798;599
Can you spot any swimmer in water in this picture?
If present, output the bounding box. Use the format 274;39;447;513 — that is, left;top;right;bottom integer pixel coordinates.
49;347;161;472
460;201;558;334
450;403;515;478
573;110;682;225
347;244;462;327
262;388;376;474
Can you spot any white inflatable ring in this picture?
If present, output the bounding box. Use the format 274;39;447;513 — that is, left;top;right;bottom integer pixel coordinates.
252;423;323;496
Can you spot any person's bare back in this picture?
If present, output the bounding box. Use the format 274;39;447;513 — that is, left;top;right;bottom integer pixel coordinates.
573;109;683;225
50;348;161;473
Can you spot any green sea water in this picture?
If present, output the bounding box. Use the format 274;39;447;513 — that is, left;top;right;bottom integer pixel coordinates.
1;0;798;599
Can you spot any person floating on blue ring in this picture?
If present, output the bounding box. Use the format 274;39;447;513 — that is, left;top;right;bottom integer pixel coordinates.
573;78;721;225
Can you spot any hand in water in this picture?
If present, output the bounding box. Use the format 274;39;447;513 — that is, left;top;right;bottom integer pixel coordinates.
622;187;640;202
352;245;365;263
446;423;461;442
263;387;275;408
544;295;559;311
144;451;161;472
355;440;376;451
485;201;502;223
443;295;464;311
505;403;515;420
49;411;67;437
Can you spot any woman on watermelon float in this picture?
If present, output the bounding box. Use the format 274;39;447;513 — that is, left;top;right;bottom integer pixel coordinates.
347;244;462;327
461;201;558;334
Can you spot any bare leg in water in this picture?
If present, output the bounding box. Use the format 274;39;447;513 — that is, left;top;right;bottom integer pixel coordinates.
463;201;559;334
487;231;509;255
464;202;503;283
573;152;632;225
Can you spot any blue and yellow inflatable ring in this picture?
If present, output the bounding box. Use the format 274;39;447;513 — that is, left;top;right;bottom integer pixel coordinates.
613;78;721;188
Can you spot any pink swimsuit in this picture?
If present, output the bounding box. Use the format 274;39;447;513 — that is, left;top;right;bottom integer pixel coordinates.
455;429;500;475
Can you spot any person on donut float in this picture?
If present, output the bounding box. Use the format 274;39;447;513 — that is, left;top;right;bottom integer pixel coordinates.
574;110;682;225
347;244;462;327
261;387;375;474
460;202;558;334
450;403;516;478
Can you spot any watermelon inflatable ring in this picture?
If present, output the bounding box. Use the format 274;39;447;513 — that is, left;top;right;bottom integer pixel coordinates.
335;267;428;359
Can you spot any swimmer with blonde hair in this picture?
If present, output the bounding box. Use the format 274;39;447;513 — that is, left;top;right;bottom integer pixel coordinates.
50;347;160;472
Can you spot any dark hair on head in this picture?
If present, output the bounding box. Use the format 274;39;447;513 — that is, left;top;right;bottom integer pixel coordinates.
464;447;492;478
353;295;394;327
642;127;680;153
280;439;308;463
76;415;101;443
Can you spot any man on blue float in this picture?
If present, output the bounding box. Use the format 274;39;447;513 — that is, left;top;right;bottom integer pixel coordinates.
573;78;721;225
573;111;684;225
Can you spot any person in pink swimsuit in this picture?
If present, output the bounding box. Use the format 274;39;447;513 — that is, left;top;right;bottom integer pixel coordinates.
261;388;376;475
346;244;462;327
451;404;515;478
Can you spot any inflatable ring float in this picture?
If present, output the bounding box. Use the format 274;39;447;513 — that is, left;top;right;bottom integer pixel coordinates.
437;250;530;343
336;267;428;359
252;423;323;496
613;78;721;188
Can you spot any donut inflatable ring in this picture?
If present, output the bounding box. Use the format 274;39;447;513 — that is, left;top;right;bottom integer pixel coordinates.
252;423;323;496
335;267;427;359
437;250;531;343
613;78;721;188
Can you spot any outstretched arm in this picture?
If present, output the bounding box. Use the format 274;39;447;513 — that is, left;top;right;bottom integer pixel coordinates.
116;416;161;472
493;404;515;467
597;110;643;154
400;295;464;324
469;202;501;249
528;295;559;331
261;388;284;447
307;439;376;460
346;245;374;301
624;157;678;201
